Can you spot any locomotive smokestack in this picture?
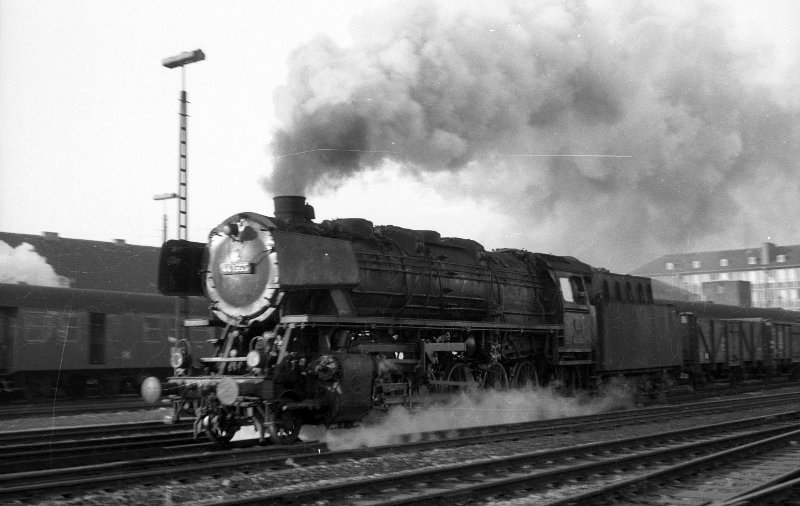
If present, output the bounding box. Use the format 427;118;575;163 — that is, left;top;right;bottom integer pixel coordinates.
273;195;315;222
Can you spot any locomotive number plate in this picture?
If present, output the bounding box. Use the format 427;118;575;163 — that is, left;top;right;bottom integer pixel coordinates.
220;261;254;275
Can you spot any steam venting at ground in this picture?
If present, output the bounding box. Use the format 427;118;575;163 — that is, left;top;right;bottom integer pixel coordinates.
306;384;633;450
265;0;800;271
0;241;71;287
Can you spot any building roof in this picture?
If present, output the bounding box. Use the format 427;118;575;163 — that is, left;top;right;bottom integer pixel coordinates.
650;278;701;302
0;231;161;293
632;242;800;276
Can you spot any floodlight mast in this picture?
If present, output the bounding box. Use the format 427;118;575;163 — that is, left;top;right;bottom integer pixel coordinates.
163;49;204;341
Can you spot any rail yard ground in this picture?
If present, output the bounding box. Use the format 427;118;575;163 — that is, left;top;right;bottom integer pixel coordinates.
2;383;800;505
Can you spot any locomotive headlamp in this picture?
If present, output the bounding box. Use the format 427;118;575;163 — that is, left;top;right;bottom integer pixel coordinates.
170;350;190;369
246;350;263;368
170;350;183;368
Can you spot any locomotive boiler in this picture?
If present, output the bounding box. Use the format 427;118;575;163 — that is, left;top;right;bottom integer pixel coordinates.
144;196;800;444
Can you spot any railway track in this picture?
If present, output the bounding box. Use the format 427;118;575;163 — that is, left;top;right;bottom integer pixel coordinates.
664;377;799;403
556;433;800;505
207;411;800;505
0;396;159;420
3;389;800;472
2;390;800;503
0;421;198;473
0;420;186;446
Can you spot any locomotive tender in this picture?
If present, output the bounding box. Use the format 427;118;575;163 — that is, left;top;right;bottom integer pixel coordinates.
148;196;800;443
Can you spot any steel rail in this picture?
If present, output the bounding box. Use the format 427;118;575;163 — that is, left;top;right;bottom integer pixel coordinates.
0;420;189;445
709;474;800;505
0;398;160;420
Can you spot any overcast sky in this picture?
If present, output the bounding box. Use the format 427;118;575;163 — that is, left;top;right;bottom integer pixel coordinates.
2;0;800;273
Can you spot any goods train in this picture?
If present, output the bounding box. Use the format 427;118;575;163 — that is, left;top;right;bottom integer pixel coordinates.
145;196;800;444
0;284;213;400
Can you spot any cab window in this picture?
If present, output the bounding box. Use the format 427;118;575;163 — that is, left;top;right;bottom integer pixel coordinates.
559;277;574;303
559;276;587;305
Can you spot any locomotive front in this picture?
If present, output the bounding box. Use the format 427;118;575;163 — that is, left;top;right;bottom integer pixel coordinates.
149;196;372;443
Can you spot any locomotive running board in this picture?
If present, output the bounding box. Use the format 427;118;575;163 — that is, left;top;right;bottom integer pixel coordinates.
279;314;562;332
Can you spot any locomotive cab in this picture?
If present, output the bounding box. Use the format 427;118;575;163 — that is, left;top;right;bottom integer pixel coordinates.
536;255;597;388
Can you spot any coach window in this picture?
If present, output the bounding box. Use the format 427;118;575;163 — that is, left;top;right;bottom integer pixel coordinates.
143;316;163;342
637;283;645;303
626;282;633;302
646;284;654;303
602;281;610;301
25;311;78;344
89;313;105;365
614;281;622;301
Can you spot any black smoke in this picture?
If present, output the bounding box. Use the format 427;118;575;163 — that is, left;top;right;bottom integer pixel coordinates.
264;0;800;271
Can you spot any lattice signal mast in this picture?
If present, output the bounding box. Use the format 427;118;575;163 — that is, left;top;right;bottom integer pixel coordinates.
162;49;205;339
162;49;205;242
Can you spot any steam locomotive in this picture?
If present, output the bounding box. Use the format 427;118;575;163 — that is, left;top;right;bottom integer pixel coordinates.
145;196;800;444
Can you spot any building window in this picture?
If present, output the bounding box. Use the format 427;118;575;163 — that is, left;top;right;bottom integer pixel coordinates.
692;260;701;269
777;254;786;263
665;262;674;270
748;257;757;265
720;258;729;267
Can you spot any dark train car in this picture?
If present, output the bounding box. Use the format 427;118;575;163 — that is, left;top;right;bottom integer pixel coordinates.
589;272;682;374
0;283;214;399
670;300;800;381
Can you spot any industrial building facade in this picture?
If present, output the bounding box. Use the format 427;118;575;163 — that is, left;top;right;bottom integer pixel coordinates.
632;242;800;310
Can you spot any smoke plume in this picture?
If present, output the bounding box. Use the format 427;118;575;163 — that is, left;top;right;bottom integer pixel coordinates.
0;241;71;287
265;0;800;271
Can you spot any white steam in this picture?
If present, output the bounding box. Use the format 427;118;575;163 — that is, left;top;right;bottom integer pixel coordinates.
0;241;71;287
265;0;800;271
313;385;634;451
